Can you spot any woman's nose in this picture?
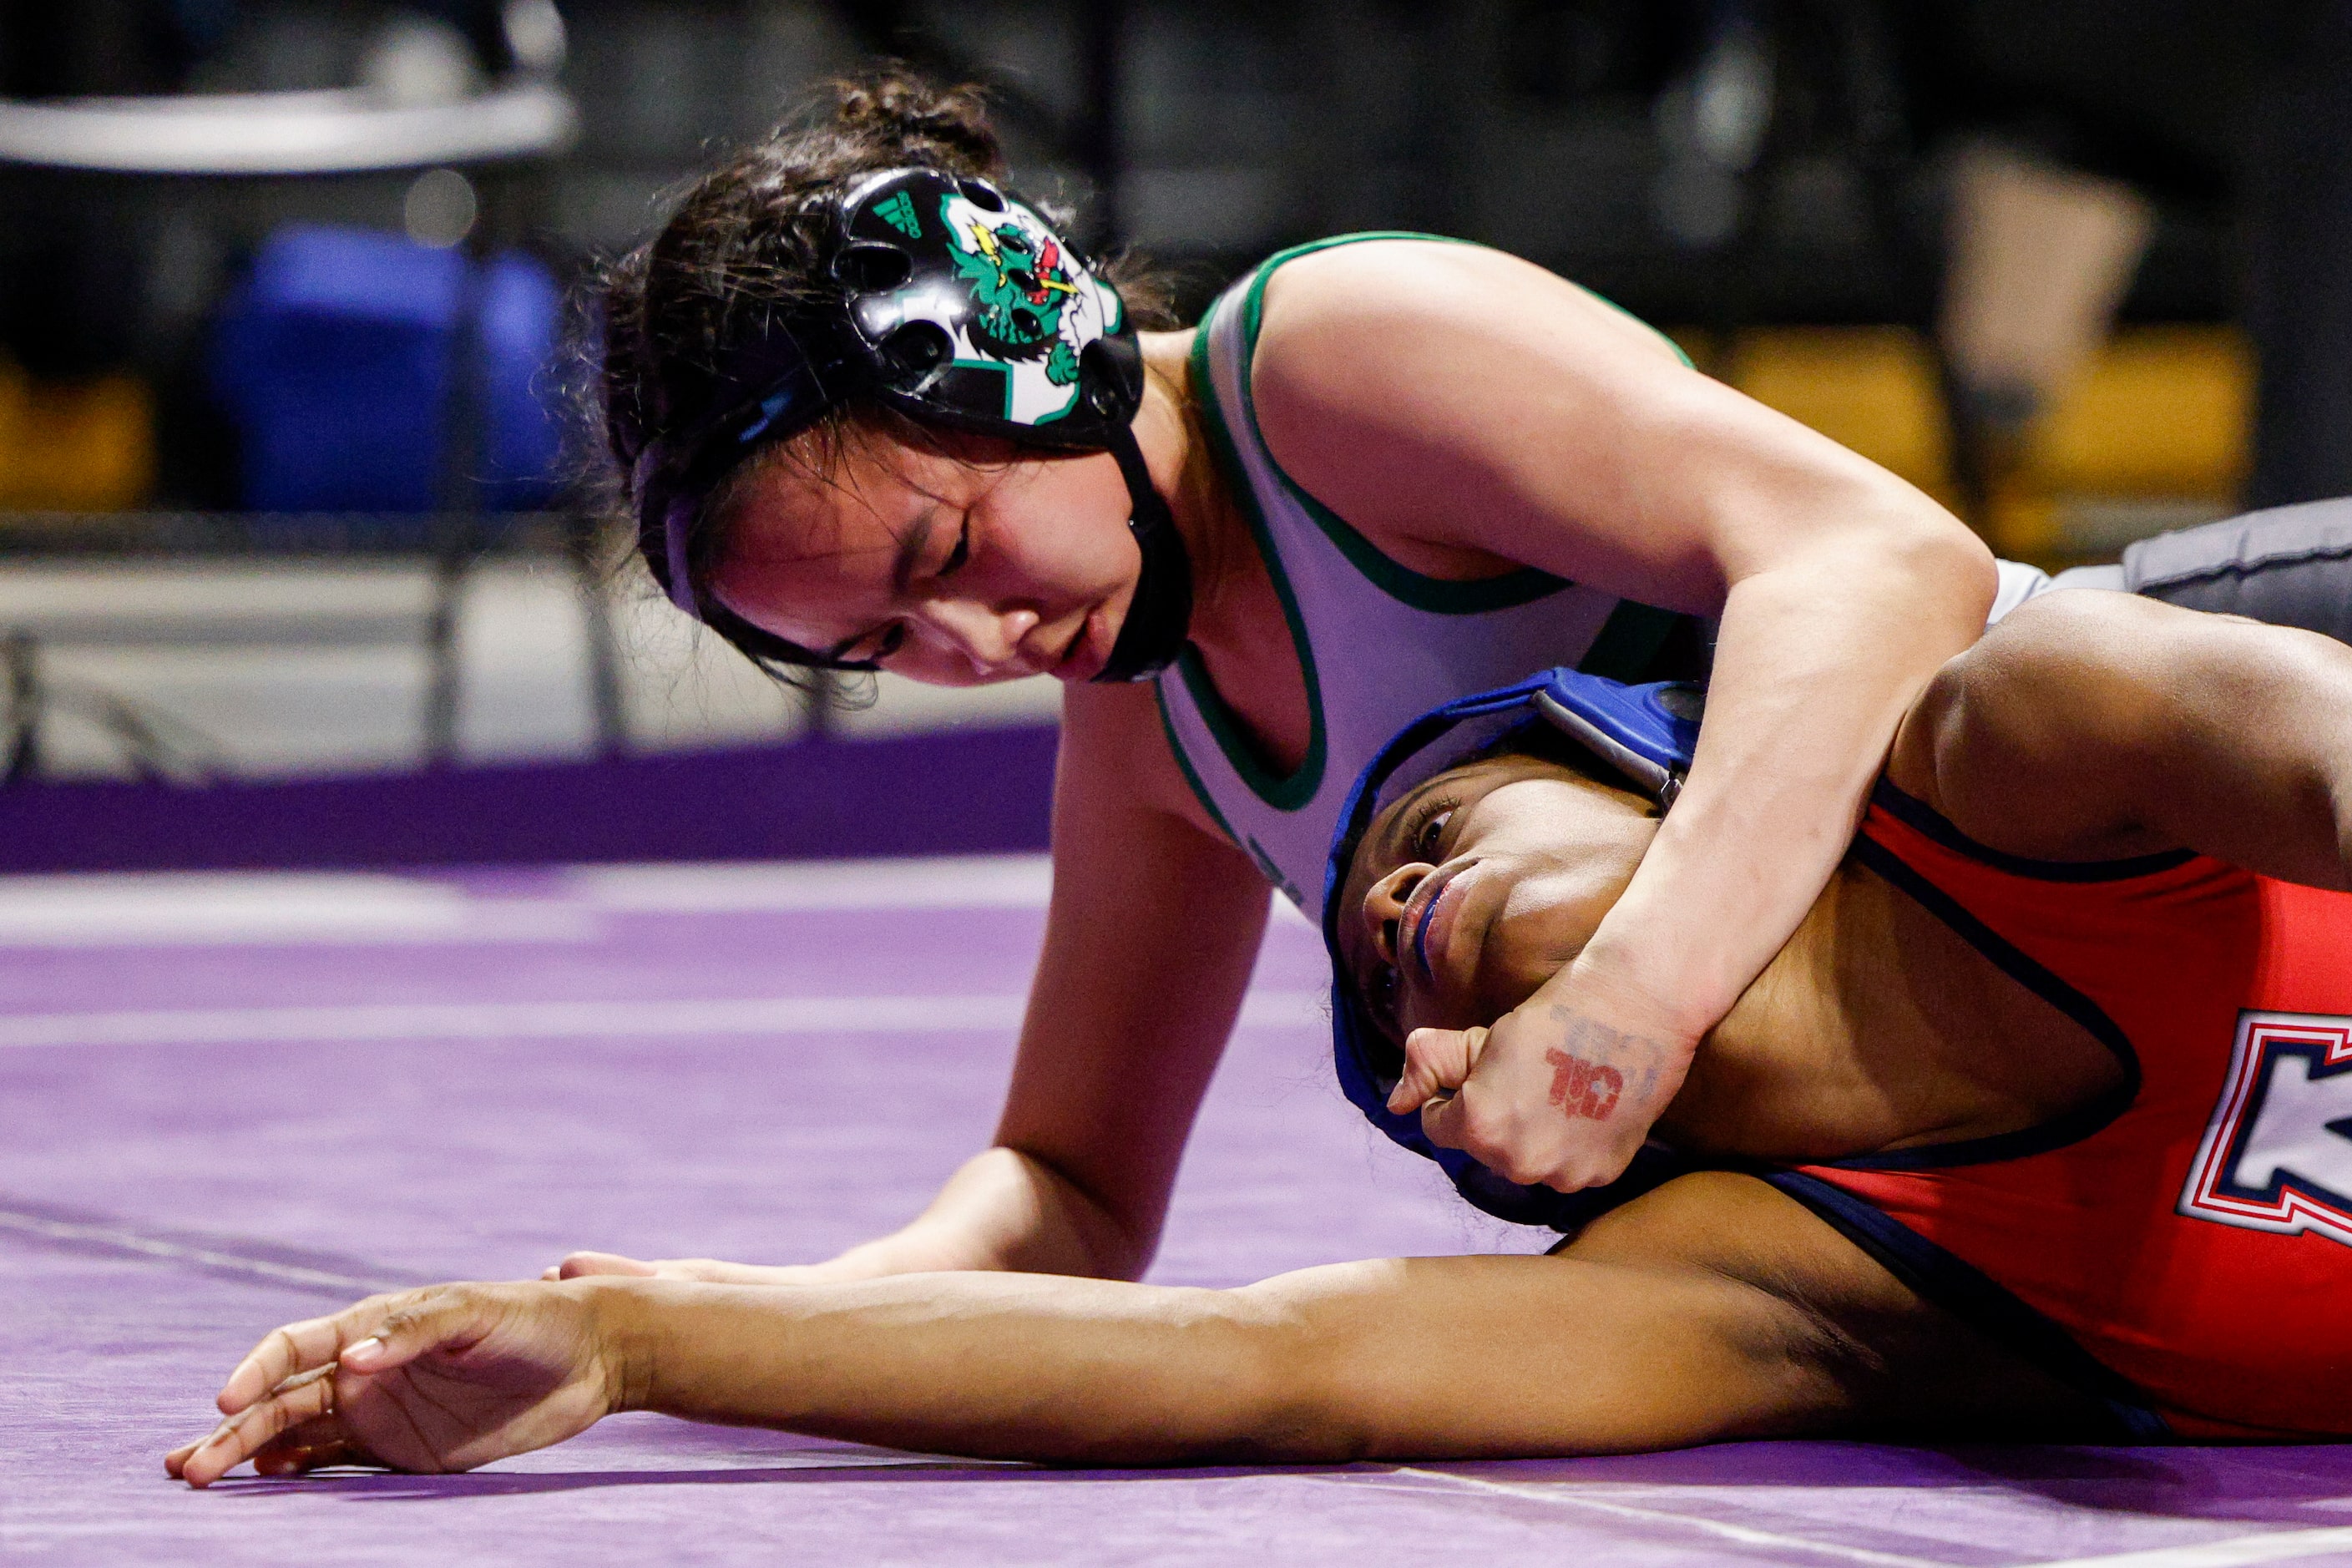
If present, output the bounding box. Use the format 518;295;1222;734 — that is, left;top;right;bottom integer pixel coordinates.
1358;863;1428;966
920;599;1041;675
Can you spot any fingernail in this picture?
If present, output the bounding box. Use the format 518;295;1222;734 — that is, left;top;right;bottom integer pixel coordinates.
344;1336;384;1363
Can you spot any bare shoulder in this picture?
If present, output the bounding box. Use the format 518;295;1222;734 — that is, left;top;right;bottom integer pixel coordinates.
1889;592;2173;793
1887;590;2288;858
1256;240;1682;358
1242;240;1696;575
1563;1175;1934;1394
1249;240;1685;436
1565;1171;1891;1297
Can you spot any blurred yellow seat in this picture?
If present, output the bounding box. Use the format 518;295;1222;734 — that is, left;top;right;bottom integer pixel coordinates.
0;362;154;513
1726;326;1953;500
1990;326;2250;559
1721;322;2252;563
2026;326;2249;499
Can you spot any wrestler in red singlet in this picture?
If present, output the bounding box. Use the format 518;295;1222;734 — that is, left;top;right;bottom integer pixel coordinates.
1776;781;2352;1440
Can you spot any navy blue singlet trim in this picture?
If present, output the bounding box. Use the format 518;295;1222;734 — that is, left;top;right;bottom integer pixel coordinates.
1765;1171;2172;1441
1871;781;2198;883
1828;834;2142;1172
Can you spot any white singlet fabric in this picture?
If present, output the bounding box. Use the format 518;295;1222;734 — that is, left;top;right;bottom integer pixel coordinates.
1152;235;1692;917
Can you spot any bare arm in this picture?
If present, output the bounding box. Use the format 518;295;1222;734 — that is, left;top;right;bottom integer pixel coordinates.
1894;589;2352;883
170;1175;2115;1485
903;681;1272;1281
666;685;1267;1286
1256;242;1993;1188
625;1175;2083;1461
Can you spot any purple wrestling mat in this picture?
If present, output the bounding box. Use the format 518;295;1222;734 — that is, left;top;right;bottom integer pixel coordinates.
5;856;2352;1567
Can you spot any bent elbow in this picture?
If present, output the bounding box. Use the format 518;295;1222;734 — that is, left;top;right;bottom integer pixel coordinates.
1812;476;1997;630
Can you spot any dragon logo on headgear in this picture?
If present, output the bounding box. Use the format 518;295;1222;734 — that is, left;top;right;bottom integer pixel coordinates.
933;190;1120;426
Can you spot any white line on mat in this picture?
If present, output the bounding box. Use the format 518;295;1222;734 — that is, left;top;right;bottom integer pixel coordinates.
0;989;1328;1049
1383;1469;2352;1568
2025;1525;2352;1568
0;1210;402;1294
1379;1468;1957;1568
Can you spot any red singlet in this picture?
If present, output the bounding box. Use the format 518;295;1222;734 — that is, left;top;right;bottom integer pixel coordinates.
1776;785;2352;1440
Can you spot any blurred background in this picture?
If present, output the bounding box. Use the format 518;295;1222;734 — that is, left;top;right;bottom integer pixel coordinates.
0;0;2344;867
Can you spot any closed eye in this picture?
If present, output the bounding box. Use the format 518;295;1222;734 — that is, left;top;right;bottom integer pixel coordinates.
938;518;970;579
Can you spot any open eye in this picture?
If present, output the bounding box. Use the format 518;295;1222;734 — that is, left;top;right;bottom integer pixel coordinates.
1409;802;1455;862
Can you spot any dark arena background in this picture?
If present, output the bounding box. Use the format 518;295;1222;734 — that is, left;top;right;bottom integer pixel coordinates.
6;3;2352;1564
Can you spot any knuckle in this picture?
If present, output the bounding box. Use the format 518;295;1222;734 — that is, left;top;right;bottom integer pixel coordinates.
1457;1099;1516;1152
1498;1155;1548;1186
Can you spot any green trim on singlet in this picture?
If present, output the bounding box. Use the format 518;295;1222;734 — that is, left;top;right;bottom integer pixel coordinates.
1216;230;1692;614
1155;681;1239;845
1177;316;1329;813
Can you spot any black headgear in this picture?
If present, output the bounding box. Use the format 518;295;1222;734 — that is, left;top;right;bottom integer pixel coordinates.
628;166;1191;683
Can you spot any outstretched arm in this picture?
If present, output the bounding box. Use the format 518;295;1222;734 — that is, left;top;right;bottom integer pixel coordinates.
1896;589;2352;883
174;1176;2116;1485
177;1177;2018;1485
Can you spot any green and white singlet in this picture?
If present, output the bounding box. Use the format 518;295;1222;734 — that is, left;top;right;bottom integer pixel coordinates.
1153;234;1696;918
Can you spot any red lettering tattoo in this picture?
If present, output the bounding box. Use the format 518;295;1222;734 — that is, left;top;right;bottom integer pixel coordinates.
1545;1048;1624;1121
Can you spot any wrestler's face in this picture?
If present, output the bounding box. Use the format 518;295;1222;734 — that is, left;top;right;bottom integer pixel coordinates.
1337;753;1658;1048
710;430;1140;686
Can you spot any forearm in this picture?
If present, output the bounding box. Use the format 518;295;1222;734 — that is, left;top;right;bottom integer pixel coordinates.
604;1253;1821;1464
609;1268;1295;1464
1571;511;1992;1034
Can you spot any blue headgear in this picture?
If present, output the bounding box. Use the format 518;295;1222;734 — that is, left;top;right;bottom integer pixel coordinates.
1320;668;1704;1229
625;166;1191;684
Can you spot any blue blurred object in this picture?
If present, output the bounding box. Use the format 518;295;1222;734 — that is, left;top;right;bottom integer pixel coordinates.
210;224;564;514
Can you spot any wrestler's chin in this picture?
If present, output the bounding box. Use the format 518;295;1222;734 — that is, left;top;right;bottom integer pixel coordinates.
1466;864;1634;1019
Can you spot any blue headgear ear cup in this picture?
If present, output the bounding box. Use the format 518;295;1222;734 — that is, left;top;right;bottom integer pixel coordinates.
1318;667;1704;1230
1528;676;1704;811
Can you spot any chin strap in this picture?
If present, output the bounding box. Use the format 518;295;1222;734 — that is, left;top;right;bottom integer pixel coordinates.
1090;422;1195;684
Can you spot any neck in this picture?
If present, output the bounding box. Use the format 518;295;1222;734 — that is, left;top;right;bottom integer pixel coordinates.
1137;329;1253;637
1125;325;1313;768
